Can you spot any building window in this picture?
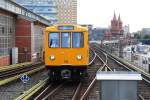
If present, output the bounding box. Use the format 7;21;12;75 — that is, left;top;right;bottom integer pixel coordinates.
2;27;4;34
148;58;150;63
142;59;147;64
0;15;15;56
48;8;52;11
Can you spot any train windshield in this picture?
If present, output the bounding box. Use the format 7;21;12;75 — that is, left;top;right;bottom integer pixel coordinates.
61;32;70;48
49;32;59;48
72;32;84;48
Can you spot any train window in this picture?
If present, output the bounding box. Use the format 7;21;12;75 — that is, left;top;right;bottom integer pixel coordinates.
72;32;84;48
49;32;59;48
61;32;70;48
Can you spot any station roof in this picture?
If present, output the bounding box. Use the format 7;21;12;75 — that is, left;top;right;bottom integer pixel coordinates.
0;0;51;25
96;71;142;80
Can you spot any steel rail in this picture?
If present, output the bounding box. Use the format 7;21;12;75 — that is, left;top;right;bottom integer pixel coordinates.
30;45;109;100
71;82;82;100
0;66;45;86
80;77;96;100
88;47;97;65
72;48;109;100
93;45;147;100
0;62;32;73
94;44;150;84
139;94;145;100
93;44;150;100
42;83;66;100
80;65;112;100
34;84;52;100
30;48;96;100
94;49;112;72
15;78;49;100
105;48;150;83
0;62;43;79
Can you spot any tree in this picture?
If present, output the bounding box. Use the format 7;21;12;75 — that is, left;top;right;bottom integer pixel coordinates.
134;33;140;39
143;34;150;39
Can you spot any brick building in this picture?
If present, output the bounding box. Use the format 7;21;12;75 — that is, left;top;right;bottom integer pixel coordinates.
0;0;50;66
15;16;46;63
104;30;111;40
110;13;123;38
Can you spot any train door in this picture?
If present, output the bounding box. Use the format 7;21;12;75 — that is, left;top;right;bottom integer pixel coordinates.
61;32;71;64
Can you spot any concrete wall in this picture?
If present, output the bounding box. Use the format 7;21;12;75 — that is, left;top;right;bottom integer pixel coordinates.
101;81;137;100
0;9;14;16
31;22;45;62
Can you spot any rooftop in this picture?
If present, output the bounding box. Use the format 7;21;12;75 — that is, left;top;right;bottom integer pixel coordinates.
96;71;142;80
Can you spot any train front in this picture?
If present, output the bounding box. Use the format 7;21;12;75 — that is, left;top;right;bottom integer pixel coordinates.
45;24;89;80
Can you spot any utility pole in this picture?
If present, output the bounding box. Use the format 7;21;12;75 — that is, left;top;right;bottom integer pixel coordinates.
119;36;123;58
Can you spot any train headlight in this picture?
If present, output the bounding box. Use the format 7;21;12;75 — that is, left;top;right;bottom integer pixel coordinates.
50;55;55;60
76;55;82;60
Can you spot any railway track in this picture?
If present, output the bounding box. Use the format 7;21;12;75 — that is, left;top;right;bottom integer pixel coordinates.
16;44;150;100
0;65;48;100
73;45;114;100
91;43;150;100
33;47;105;100
16;47;104;100
0;62;43;80
17;47;118;100
91;44;128;71
89;47;96;65
0;62;45;86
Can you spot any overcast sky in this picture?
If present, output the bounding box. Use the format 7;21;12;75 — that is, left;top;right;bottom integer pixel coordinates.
77;0;150;32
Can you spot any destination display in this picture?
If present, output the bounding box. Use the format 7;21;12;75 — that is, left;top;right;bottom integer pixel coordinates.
58;26;74;30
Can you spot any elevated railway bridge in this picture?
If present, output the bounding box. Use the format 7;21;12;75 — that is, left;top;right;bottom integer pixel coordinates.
0;1;150;100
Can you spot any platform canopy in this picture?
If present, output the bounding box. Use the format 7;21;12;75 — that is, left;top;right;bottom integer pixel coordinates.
96;71;142;80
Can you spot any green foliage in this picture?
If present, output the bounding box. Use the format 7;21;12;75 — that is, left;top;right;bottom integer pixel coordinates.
134;33;140;39
134;33;150;39
143;34;150;39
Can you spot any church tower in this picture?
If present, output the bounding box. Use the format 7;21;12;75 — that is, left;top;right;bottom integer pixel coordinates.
110;12;123;38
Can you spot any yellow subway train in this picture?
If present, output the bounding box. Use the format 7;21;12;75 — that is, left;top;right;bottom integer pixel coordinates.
44;24;89;80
